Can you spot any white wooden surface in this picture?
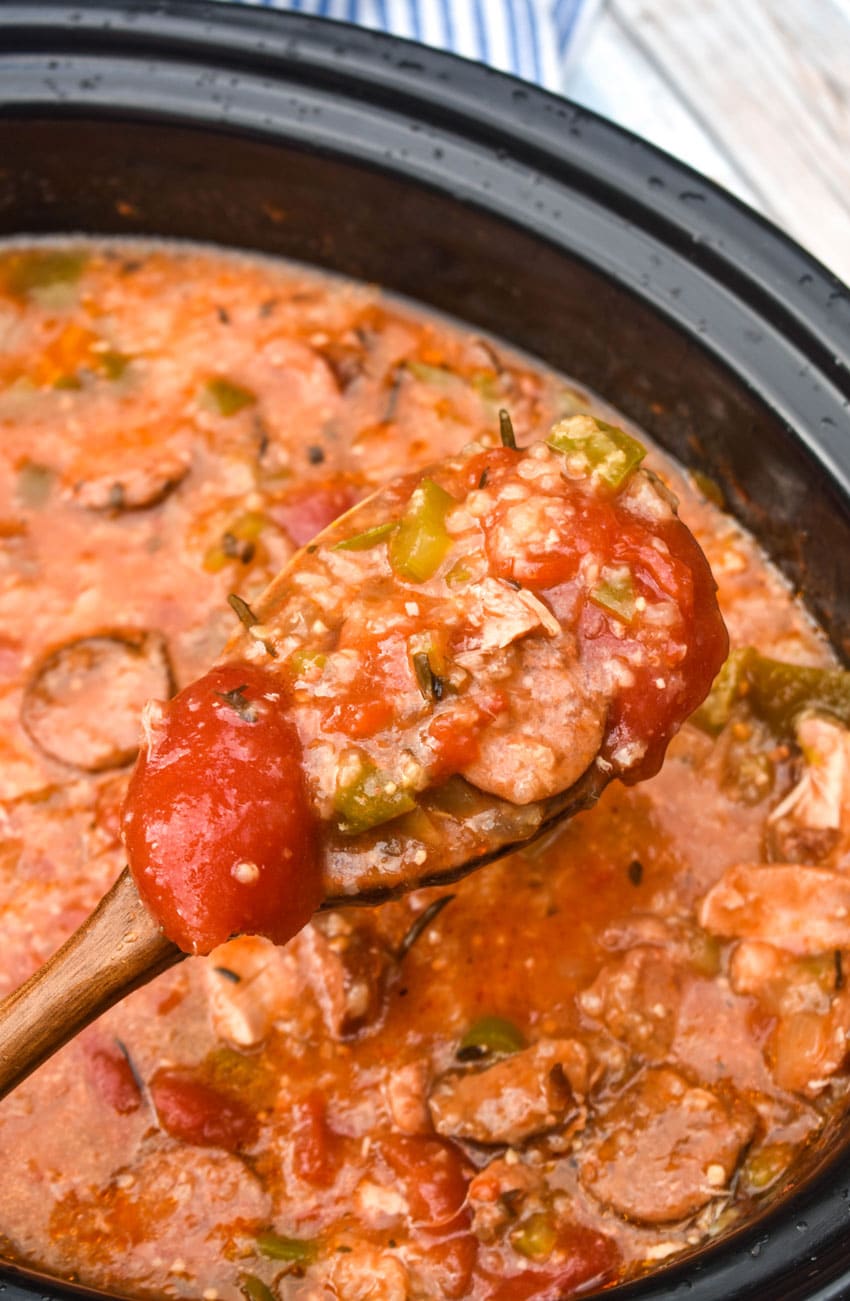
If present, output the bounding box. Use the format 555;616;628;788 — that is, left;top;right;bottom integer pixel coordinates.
567;0;850;284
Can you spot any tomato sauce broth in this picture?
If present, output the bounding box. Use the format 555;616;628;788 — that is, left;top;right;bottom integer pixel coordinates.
0;242;844;1301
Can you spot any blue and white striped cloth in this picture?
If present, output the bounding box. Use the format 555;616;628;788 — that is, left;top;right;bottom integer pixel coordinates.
215;0;600;92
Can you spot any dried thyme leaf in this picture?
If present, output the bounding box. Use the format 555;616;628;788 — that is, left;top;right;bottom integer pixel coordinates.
412;650;446;703
227;593;259;629
397;894;455;961
216;685;258;724
114;1038;145;1094
499;408;517;449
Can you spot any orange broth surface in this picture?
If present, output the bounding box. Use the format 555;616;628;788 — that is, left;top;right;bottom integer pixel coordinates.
0;242;845;1301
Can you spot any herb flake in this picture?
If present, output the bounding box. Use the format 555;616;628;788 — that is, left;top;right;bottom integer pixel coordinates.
397;894;455;960
499;408;517;449
227;592;259;630
412;650;446;703
216;685;258;724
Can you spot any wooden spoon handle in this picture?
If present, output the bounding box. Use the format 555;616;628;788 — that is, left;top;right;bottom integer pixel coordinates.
0;867;182;1101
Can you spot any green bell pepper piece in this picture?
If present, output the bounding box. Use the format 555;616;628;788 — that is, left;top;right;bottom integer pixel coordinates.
4;248;87;304
99;350;131;381
388;478;455;583
201;376;256;417
16;462;54;509
741;1143;793;1194
590;565;637;623
256;1232;318;1265
458;1015;526;1059
547;417;646;489
692;647;754;734
288;648;327;679
334;761;417;835
405;360;454;386
511;1212;557;1261
693;648;850;739
241;1277;275;1301
332;521;396;552
747;655;850;736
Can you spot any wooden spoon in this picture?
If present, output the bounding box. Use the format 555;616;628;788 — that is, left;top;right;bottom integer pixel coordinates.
0;869;180;1101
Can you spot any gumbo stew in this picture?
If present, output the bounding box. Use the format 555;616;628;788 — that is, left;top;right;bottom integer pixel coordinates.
0;243;848;1301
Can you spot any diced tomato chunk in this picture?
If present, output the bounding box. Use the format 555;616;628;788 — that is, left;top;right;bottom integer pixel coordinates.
123;664;322;955
321;634;412;741
598;516;729;782
291;1090;343;1188
323;696;395;739
462;447;521;492
427;711;483;775
0;634;22;679
378;1133;471;1230
420;1212;478;1298
150;1068;258;1152
378;1136;477;1296
85;1039;142;1115
480;1225;620;1300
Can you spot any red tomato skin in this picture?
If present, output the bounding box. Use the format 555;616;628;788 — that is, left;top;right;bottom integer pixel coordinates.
423;1214;479;1299
122;663;322;955
462;447;522;493
497;481;727;784
599;514;728;783
473;449;727;780
291;1090;343;1188
85;1039;142;1115
270;480;358;548
378;1135;477;1296
427;711;483;776
378;1134;471;1230
323;696;395;740
0;635;22;679
324;633;414;741
150;1068;257;1152
480;1225;620;1300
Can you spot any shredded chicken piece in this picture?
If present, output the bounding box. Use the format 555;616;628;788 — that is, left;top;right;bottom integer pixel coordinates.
458;576;560;652
205;914;392;1048
768;713;850;863
700;864;850;956
294;1245;410;1301
728;939;850;1095
205;935;301;1049
467;1155;542;1242
385;1060;433;1136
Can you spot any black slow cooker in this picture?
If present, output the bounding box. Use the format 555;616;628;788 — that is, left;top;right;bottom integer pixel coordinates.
1;3;849;1298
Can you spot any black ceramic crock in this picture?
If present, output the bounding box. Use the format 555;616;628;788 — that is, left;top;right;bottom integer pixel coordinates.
1;3;849;1298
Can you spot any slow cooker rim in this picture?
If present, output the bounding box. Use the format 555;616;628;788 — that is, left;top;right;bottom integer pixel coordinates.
2;0;849;360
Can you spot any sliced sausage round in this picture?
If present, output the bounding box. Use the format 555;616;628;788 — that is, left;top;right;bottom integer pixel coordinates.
428;1038;589;1146
579;1066;756;1225
22;631;174;771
